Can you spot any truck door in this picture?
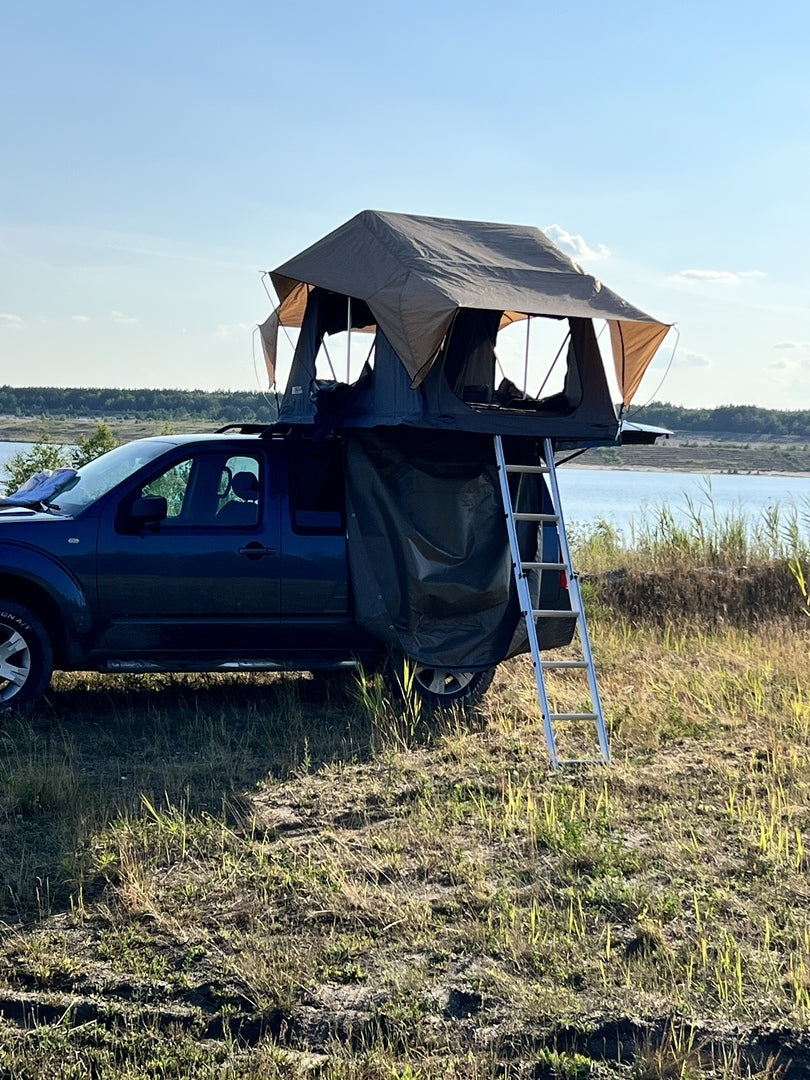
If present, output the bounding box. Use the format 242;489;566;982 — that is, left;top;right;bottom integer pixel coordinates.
278;437;359;648
95;444;281;655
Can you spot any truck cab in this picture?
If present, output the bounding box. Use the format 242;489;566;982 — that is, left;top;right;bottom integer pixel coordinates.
3;429;555;713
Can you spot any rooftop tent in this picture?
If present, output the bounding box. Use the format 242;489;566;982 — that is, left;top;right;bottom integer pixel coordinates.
258;212;672;672
261;210;671;438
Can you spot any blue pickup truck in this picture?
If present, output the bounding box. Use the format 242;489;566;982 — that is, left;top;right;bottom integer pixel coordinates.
0;427;572;715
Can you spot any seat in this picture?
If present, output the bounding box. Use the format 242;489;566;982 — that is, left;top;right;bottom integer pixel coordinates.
216;470;259;525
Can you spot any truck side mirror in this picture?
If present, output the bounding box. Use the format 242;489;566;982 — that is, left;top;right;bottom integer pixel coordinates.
130;495;168;525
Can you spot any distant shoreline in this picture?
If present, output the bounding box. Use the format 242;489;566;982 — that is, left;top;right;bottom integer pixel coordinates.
563;460;810;478
2;416;810;478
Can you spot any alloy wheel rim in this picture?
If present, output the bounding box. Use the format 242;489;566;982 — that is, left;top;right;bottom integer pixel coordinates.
0;623;31;701
414;666;476;697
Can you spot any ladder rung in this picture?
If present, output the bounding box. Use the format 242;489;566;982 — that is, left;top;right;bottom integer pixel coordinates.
558;758;604;766
540;660;589;669
551;712;599;721
531;609;579;618
521;561;566;570
513;513;559;522
504;464;550;474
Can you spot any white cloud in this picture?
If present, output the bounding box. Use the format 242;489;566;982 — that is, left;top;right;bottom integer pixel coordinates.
0;313;25;329
652;347;711;370
679;351;712;369
544;224;611;262
668;268;766;285
773;340;810;351
214;322;252;339
768;353;810;372
111;310;138;324
72;314;90;323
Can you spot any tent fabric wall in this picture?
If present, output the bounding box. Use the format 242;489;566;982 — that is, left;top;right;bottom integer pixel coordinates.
608;320;672;407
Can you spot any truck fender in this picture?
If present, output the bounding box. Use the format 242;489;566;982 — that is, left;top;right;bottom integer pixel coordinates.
0;543;93;665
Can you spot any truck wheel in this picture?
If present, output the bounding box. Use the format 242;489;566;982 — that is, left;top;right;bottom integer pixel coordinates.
0;602;53;714
389;654;496;711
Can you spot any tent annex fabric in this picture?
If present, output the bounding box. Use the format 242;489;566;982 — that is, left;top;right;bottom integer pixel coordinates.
345;429;575;669
264;210;670;406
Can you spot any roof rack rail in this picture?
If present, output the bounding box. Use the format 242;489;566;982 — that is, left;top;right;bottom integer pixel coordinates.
214;423;275;435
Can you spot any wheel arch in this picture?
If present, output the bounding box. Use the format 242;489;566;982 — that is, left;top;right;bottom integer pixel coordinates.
0;574;74;668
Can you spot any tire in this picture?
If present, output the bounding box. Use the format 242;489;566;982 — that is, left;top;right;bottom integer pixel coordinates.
0;602;53;714
389;653;496;711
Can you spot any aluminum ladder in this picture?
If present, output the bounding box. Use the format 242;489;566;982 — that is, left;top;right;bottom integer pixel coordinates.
494;435;610;768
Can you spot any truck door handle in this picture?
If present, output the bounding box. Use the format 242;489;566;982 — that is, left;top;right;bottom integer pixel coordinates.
237;542;274;561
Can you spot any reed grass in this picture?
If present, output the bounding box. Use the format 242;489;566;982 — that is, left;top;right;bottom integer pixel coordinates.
570;483;810;574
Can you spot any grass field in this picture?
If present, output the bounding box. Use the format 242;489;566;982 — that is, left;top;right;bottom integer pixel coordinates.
1;521;810;1076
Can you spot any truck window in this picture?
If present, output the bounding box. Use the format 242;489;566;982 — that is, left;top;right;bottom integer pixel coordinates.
136;452;262;527
215;455;262;526
289;442;344;533
142;458;193;519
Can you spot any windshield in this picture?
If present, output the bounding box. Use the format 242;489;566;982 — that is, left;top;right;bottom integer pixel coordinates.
52;439;180;515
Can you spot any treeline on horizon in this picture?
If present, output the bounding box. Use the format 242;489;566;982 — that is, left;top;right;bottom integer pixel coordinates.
0;385;279;424
630;401;810;436
1;385;808;436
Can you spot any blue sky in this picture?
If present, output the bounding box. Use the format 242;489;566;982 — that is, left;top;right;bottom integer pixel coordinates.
2;0;809;409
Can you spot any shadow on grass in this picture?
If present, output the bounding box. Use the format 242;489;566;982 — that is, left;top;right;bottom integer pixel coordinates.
0;671;373;922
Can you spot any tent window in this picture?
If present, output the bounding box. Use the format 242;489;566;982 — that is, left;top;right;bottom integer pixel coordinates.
438;311;580;412
495;317;570;401
314;331;376;386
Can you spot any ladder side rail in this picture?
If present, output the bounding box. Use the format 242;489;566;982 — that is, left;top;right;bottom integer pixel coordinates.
541;439;578;584
542;439;611;763
494;436;560;768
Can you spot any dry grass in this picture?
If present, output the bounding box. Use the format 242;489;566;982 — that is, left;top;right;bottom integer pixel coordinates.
1;574;810;1075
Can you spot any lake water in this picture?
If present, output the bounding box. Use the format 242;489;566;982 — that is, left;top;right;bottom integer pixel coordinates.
0;441;32;459
556;467;810;533
1;440;808;532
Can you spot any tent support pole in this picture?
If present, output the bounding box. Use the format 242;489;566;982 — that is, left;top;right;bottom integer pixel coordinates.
537;331;570;398
320;337;338;381
346;297;352;383
523;317;531;394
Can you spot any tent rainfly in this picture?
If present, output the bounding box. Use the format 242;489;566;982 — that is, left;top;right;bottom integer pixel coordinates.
260;210;671;441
